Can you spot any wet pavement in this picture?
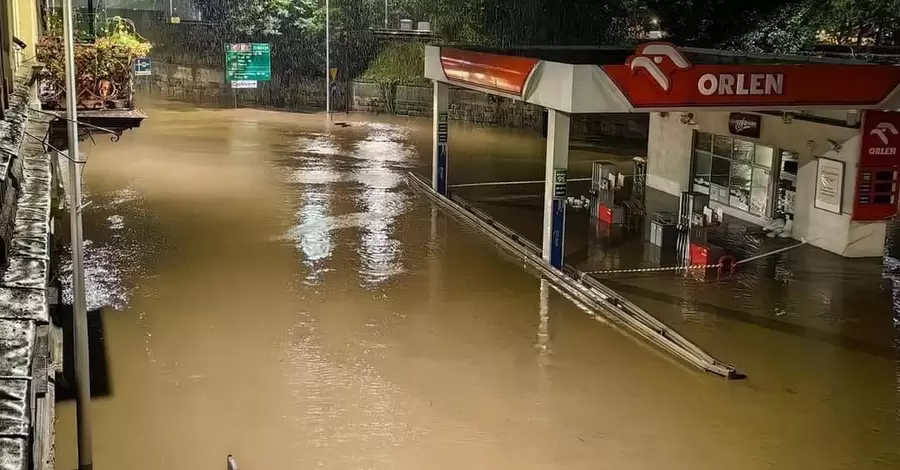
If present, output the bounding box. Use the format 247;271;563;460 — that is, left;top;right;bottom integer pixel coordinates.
55;101;900;469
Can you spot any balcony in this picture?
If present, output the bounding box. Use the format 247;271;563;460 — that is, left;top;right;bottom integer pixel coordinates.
36;16;150;144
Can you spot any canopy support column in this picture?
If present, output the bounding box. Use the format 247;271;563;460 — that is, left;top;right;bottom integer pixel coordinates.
433;81;449;195
542;109;570;269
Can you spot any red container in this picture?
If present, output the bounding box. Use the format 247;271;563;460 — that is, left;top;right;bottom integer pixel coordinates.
598;204;614;224
690;242;724;266
689;243;708;266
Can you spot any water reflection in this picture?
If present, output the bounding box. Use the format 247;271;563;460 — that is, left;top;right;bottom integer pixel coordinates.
352;123;411;286
291;134;339;284
61;189;145;311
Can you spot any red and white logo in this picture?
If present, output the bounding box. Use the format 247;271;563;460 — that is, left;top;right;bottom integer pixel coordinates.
604;43;900;109
870;122;899;146
626;43;690;93
860;111;900;165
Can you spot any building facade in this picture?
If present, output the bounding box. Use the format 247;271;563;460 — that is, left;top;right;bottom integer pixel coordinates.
647;109;897;257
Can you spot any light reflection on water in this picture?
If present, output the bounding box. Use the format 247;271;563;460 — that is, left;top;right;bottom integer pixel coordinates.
61;189;145;311
279;121;412;287
352;123;412;286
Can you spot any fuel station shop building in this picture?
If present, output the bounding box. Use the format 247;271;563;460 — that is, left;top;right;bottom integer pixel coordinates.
425;42;900;263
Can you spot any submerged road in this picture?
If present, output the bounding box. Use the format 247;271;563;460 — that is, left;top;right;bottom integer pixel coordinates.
56;102;899;469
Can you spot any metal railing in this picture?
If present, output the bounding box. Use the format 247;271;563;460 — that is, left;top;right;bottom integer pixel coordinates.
407;172;742;380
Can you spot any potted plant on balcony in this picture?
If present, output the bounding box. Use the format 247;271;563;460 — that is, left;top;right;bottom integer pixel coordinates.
37;16;151;110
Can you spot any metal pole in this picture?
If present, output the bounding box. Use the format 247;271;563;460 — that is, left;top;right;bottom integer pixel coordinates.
325;0;330;117
87;0;94;38
62;0;92;468
384;0;388;27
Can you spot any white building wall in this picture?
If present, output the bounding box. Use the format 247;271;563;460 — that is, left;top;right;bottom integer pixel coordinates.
646;111;885;258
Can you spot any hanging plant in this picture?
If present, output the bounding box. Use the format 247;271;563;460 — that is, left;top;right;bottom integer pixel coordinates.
36;16;152;110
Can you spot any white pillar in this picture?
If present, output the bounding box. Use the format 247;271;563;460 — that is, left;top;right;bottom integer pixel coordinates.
433;81;449;195
542;109;570;268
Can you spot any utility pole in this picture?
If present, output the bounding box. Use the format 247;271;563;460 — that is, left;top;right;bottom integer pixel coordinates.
325;0;331;118
62;0;93;468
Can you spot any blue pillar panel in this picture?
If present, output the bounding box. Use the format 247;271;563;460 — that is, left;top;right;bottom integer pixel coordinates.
550;167;567;268
437;112;448;195
550;199;566;269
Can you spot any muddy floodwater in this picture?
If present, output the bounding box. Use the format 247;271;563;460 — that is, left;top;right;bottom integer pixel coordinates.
56;102;899;470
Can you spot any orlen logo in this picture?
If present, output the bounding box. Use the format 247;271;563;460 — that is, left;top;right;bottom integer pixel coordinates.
870;122;899;147
698;72;784;96
626;42;786;97
626;43;690;93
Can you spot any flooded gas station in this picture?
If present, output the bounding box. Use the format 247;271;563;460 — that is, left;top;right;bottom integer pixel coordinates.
50;100;900;470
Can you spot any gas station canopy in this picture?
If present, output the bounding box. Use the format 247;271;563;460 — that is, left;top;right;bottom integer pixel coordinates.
424;43;900;113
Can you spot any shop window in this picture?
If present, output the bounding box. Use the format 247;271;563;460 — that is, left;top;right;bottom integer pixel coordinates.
692;150;712;194
713;135;733;158
733;140;754;163
776;151;799;216
710;156;731;203
692;131;777;218
750;168;770;216
755;145;774;167
695;132;713;153
729;162;752;211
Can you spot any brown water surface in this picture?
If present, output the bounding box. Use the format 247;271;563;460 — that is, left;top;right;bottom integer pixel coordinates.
56;102;900;470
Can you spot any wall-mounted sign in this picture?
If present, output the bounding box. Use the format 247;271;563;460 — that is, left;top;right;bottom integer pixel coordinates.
814;157;844;215
230;80;258;89
133;57;151;76
853;110;900;220
860;110;900;167
225;43;272;82
728;112;761;138
553;168;567;199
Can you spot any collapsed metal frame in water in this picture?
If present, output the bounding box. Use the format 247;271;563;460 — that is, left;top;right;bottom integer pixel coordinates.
407;172;743;380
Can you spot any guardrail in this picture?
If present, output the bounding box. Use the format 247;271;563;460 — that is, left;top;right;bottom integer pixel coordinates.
407;172;742;380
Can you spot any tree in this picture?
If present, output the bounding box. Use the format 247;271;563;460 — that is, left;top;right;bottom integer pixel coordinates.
720;2;822;53
816;0;900;46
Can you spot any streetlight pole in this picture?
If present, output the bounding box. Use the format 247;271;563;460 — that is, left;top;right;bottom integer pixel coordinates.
325;0;331;117
61;0;93;468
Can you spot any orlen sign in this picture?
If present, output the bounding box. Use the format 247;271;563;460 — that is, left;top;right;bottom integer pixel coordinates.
697;73;783;96
602;42;900;109
859;110;900;167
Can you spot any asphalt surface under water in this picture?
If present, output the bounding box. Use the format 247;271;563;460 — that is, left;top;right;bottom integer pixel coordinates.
56;102;899;469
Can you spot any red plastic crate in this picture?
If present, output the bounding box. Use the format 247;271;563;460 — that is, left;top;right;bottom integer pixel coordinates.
598;204;614;224
689;243;709;266
690;242;725;266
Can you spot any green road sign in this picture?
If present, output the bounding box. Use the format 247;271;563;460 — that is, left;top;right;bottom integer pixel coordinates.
225;43;271;81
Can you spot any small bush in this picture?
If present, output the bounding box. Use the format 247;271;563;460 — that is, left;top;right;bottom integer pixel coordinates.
361;42;428;113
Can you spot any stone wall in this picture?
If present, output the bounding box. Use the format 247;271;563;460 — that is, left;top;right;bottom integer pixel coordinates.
351;81;650;142
142;62;331;110
141;63;649;144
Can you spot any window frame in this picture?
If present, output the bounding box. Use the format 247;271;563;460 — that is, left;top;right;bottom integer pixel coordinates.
691;131;777;218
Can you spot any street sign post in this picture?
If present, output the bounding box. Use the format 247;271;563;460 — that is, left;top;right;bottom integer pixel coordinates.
134;57;151;76
225;43;272;82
